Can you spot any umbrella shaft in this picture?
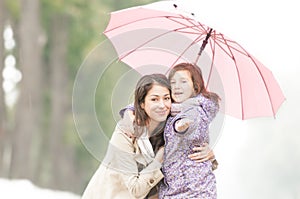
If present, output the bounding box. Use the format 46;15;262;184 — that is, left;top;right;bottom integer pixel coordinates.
195;28;213;64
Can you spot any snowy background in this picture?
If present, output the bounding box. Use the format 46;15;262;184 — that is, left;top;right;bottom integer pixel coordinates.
0;178;80;199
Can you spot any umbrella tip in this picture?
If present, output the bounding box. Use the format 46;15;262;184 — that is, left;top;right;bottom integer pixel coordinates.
173;4;177;8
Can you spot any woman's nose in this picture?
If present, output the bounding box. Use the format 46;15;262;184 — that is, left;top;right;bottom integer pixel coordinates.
158;99;166;108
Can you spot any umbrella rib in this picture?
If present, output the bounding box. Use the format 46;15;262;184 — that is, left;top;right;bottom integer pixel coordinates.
167;34;207;73
105;14;202;35
208;36;236;58
210;33;247;57
214;35;250;57
235;43;277;116
174;24;205;35
216;35;277;117
119;25;206;61
166;14;212;34
119;31;171;60
104;14;164;33
218;34;245;119
205;31;217;89
206;34;277;118
166;15;203;32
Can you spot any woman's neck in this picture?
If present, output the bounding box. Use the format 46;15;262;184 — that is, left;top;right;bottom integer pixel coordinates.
147;121;160;137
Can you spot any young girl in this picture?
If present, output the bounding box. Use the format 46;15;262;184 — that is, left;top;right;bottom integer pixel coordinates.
159;63;220;199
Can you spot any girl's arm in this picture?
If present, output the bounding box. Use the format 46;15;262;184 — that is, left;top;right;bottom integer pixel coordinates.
171;98;219;168
194;94;219;122
171;94;219;120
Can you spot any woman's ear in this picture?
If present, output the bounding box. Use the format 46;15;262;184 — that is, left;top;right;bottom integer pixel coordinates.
140;103;145;109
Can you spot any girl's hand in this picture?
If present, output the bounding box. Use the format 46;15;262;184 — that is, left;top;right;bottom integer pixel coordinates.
118;110;135;138
175;118;193;132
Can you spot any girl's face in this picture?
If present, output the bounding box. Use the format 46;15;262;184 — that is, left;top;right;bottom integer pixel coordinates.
141;84;171;126
170;70;195;103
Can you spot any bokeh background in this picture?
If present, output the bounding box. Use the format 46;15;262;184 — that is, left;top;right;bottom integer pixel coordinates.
0;0;299;198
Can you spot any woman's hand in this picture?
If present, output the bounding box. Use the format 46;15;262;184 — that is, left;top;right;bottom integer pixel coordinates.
188;143;215;163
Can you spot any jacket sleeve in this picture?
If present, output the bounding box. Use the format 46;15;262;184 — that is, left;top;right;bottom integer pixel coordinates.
191;94;219;123
110;121;164;199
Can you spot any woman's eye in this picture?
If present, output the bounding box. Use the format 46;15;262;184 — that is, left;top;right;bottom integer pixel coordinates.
151;98;158;101
165;97;171;101
170;81;175;84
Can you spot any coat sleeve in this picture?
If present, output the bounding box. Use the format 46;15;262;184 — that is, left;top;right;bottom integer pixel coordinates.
109;121;164;199
191;94;219;123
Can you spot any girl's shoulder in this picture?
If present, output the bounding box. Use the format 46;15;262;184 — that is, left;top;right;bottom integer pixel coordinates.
119;103;134;118
117;104;135;139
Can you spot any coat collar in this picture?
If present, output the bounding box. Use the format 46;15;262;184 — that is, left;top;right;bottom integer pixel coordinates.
133;129;155;166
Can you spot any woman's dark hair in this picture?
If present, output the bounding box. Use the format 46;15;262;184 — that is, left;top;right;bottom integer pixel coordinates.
134;73;171;126
168;62;220;103
134;73;171;152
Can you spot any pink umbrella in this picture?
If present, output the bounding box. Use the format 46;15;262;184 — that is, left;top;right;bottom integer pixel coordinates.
103;0;285;120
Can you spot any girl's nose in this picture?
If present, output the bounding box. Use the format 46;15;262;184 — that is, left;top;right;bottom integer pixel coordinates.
173;82;180;89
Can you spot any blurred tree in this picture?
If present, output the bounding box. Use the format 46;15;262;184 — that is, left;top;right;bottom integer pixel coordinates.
0;0;7;177
0;0;20;179
1;0;159;195
40;0;106;192
47;12;78;191
10;0;45;182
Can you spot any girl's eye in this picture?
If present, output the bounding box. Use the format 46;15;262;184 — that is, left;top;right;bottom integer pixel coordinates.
151;98;158;101
165;97;171;101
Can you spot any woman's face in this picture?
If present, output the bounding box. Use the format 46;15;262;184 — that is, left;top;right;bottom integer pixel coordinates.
170;70;195;103
141;84;171;125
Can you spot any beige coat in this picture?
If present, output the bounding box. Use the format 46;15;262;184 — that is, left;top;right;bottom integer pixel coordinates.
81;111;164;199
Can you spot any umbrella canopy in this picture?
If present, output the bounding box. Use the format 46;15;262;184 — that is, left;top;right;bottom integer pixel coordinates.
103;0;285;120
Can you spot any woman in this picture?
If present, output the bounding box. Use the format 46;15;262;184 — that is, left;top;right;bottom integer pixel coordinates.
82;73;216;199
159;63;220;198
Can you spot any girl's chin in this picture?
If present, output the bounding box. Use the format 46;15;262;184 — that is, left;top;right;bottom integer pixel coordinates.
174;98;184;103
173;96;188;103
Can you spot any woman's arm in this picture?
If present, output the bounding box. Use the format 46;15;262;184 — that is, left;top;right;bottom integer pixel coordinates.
110;115;164;198
188;143;218;170
125;146;164;198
